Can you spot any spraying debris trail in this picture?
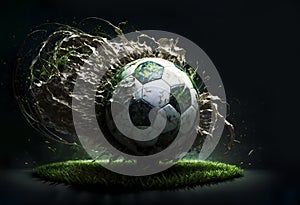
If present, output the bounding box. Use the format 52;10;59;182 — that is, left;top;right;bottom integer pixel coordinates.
14;19;234;161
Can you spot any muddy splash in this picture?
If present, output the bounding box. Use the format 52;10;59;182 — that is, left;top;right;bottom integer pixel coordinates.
14;18;234;161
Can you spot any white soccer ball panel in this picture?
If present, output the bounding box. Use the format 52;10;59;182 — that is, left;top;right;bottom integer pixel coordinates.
161;66;183;87
142;79;170;107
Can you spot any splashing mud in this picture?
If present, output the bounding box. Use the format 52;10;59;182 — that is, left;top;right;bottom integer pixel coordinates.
14;18;234;160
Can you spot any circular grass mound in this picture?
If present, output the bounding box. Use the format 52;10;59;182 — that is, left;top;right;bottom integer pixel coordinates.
33;160;243;190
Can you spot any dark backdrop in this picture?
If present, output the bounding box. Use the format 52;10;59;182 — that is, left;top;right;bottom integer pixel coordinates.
0;0;299;175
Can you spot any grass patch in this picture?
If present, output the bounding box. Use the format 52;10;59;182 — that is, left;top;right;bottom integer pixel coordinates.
33;160;243;190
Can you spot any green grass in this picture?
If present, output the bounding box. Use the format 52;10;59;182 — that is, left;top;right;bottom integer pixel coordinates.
33;160;243;190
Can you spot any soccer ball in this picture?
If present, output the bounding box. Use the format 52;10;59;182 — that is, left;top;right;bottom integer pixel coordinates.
105;58;199;156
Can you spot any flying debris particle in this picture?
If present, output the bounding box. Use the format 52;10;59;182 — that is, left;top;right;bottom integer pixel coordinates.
44;141;50;144
25;162;28;165
248;163;252;166
248;149;254;156
233;139;241;144
48;146;56;152
240;161;244;165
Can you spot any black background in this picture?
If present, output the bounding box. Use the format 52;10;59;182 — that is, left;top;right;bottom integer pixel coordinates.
0;0;299;204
